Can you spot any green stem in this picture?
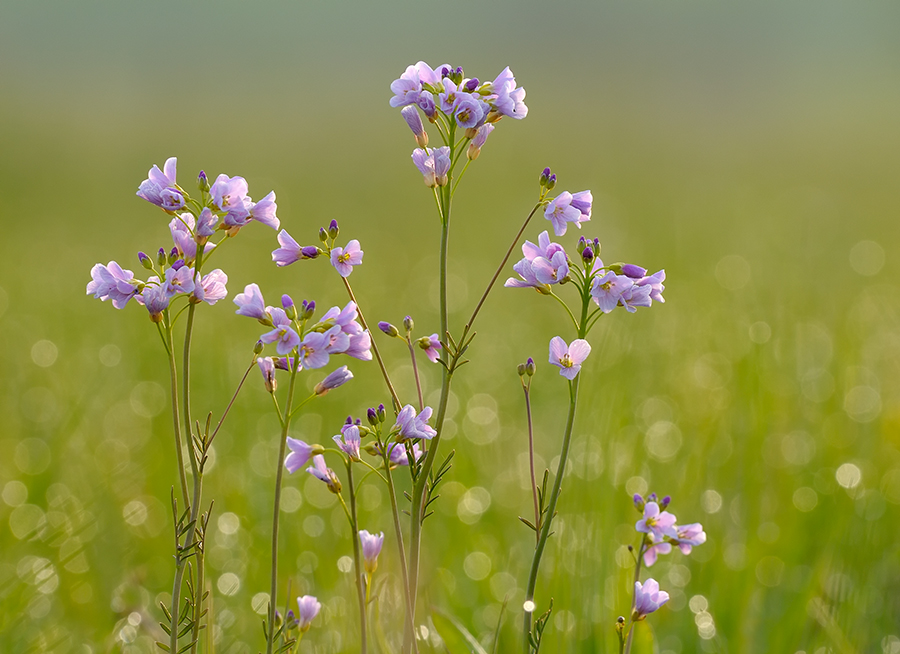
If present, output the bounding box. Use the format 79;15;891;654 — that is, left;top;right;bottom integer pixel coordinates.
623;542;645;654
406;338;425;411
523;382;539;546
522;376;580;653
346;464;368;654
266;361;301;654
163;319;189;508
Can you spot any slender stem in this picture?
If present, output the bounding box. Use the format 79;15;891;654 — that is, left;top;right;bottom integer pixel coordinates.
381;445;419;654
208;358;256;447
163;319;189;507
522;376;580;653
523;382;539;545
623;541;645;654
266;361;301;654
548;291;581;333
346;464;368;654
341;277;402;412
407;339;425;411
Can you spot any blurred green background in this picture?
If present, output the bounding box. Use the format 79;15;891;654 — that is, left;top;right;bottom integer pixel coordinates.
2;1;900;652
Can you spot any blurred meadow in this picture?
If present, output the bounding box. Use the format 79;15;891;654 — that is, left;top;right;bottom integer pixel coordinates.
2;1;900;652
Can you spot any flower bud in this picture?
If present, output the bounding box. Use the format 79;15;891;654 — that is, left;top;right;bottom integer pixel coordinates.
660;495;671;509
254;340;264;355
282;294;297;319
301;246;321;259
621;264;647;279
138;252;153;270
582;246;594;264
168;247;179;266
157;247;167;267
401;105;429;149
258;357;277;393
171;258;185;271
517;363;526;377
198;170;210;193
539;167;552;187
525;357;535;376
546;174;557;191
464;77;479;92
314;366;353;396
378;321;399;337
328;219;339;240
403;315;414;333
377;403;386;423
633;494;645;512
449;66;464;85
301;300;316;321
647;492;658;503
319;227;328;242
367;407;378;426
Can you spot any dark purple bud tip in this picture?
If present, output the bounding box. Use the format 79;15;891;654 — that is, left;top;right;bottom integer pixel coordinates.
660;495;671;509
301;246;320;259
301;300;315;320
318;227;328;242
582;247;594;261
403;315;414;332
157;247;167;266
525;357;536;376
254;340;264;355
647;492;658;503
172;259;185;271
378;321;399;337
327;220;339;239
633;493;644;511
377;403;386;422
138;252;149;263
345;415;354;425
546;174;557;191
367;407;378;425
286;610;295;621
198;171;207;182
282;294;294;309
465;78;479;92
622;264;648;279
543;167;552;177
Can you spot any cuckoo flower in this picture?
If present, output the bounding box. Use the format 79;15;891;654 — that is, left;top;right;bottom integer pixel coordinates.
191;269;228;305
234;283;268;321
632;579;669;620
209;174;249;224
248;191;279;230
411;147;450;187
284;438;319;473
136;157;185;211
359;530;384;574
417;334;442;363
590;272;632;314
261;308;301;355
330;240;364;278
395;405;437;440
544;192;582;236
257;356;276;393
548;336;591;380
334;424;361;461
314;366;353;396
306;455;341;494
401;105;428;148
296;595;321;633
638;269;666;304
87;261;139;309
619;283;653;313
636;501;677;540
138;279;171;322
642;539;673;567
532;250;570;285
298;331;330;369
667;523;707;554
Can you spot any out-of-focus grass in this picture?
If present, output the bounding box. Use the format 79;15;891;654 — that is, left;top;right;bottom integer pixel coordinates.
2;2;900;653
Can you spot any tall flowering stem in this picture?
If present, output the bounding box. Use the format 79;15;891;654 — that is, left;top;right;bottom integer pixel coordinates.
345;463;368;654
622;540;646;654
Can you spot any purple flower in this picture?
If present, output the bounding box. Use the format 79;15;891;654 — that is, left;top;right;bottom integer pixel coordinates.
248;191;279;230
389;65;423;108
86;261;139;309
522;231;567;263
330;240;364;278
621;263;647;279
467;123;494;160
359;530;384;574
272;230;306;267
395;404;437;440
258;356;276;393
544;192;582;237
138;279;170;322
192;269;228;305
379;441;422;467
638;269;666;304
296;595;321;633
590;271;632;314
666;523;707;555
210;174;250;225
234;283;268;321
136;157;185;211
315;366;354;396
411;147;450;187
453;93;485;129
619;283;653;313
632;579;669;620
548;336;591;380
298;331;330;369
401;105;428;148
260;308;301;355
162;264;196;296
285;438;316;473
322;324;350;355
333;424;361;461
306;454;341;494
642;540;673;567
635;501;677;541
438;78;461;114
417;334;442;363
569;191;592;225
532;250;570;285
345;330;373;361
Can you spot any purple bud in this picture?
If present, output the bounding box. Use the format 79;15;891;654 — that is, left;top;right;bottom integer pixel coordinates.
660;495;671;509
647;492;658;503
319;227;328;242
138;252;153;270
314;366;353;396
377;403;386;423
157;247;167;267
301;246;320;259
328;219;339;239
547;174;557;190
525;357;535;376
378;321;399;337
198;170;209;192
301;300;315;320
171;258;185;271
464;78;479;92
582;246;594;262
345;415;354;425
539;167;552;187
622;264;648;279
169;247;179;264
401;105;428;148
367;407;378;425
440;66;451;78
282;294;294;309
633;494;645;511
254;340;264;354
403;315;414;332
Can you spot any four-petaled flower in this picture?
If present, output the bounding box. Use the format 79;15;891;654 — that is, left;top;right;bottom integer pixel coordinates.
636;501;677;541
284;438;316;473
333;424;362;461
330;240;364;278
306;454;341;494
548;336;591;380
296;595;321;633
260;308;301;355
395;405;437;440
632;579;669;620
359;530;385;574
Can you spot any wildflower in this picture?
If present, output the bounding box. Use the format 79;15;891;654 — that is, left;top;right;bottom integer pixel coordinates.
666;523;707;554
196;207;218;238
285;438;318;473
632;579;669;620
191;269;228;305
417;334;442;363
86;261;139;309
401;105;428;148
345;330;373;361
260;308;301;355
376;441;422;467
379;321;399;337
395;404;437;440
296;595;321;633
467;123;494;160
234;283;269;321
619;283;653;313
453;93;486;129
411;147;450;187
248;191;279;230
315;366;353;396
297;331;330;369
330;240;364;278
161;263;196;296
569;190;592;225
638;269;666;304
306;454;341;494
389;65;424;108
621;263;647;279
359;530;385;574
590;271;632;313
642;539;672;567
532;250;570;284
334;424;361;461
544;192;582;237
258;356;277;393
138;279;171;322
209;174;250;225
635;501;677;541
548;336;591;380
136;157;185;211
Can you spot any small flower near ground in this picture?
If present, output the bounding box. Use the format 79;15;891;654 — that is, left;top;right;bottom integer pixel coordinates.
296;595;321;633
395;404;437;440
632;579;669;620
417;334;442;362
330;240;364;277
359;530;384;574
548;336;591;380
